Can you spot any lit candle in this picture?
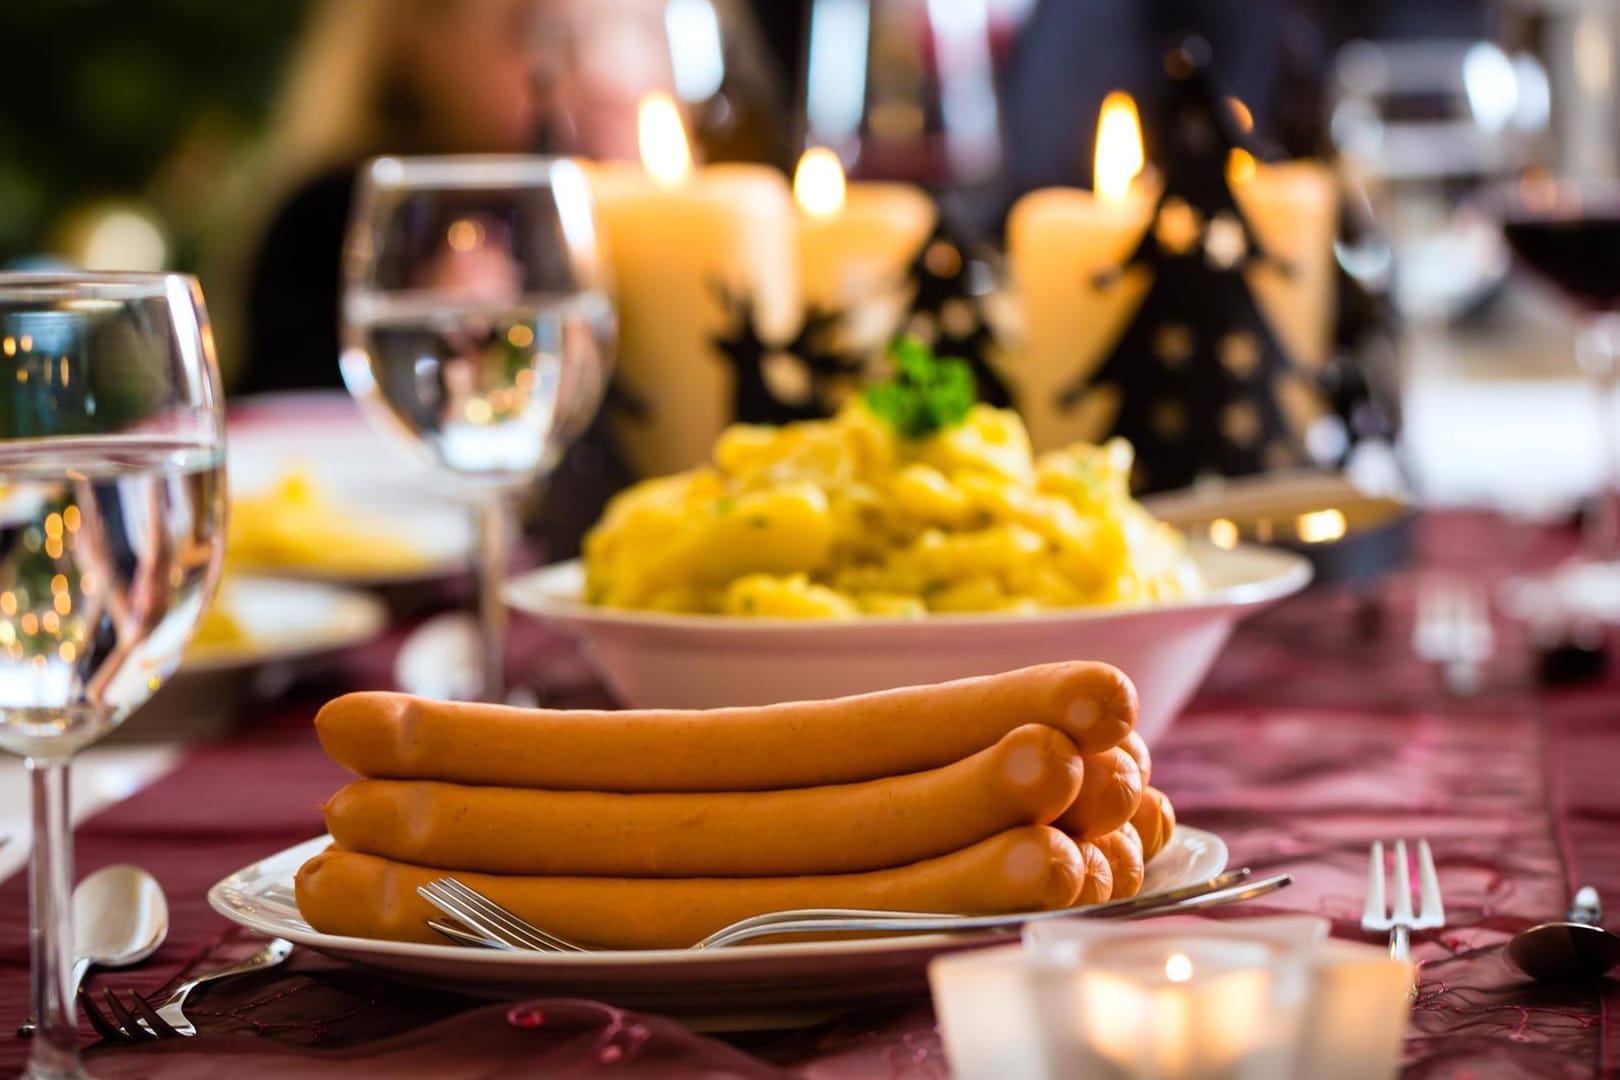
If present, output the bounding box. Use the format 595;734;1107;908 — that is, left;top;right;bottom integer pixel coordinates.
932;916;1411;1080
1226;149;1339;374
793;147;935;320
589;93;799;476
1072;937;1279;1079
1005;92;1157;453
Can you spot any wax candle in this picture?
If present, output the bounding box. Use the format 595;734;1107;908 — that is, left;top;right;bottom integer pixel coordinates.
1005;92;1155;453
589;93;799;477
793;147;935;319
931;915;1410;1080
1069;936;1282;1080
1228;152;1340;416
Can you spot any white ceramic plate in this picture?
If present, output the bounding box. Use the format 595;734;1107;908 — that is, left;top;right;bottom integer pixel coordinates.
207;827;1227;1021
181;577;389;673
227;509;472;587
228;394;474;584
504;544;1311;743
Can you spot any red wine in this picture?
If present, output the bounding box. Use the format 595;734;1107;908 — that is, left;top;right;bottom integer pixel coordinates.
1503;208;1620;309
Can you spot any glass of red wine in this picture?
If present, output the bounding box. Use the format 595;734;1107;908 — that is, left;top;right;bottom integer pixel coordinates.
1498;177;1620;618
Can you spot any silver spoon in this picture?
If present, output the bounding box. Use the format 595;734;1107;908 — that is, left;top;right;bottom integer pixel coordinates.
18;864;169;1036
1505;886;1620;982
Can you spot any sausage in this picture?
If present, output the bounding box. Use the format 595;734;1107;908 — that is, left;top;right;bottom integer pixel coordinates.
1090;823;1145;900
1054;746;1143;841
324;724;1086;877
1131;786;1176;862
294;826;1093;950
1072;839;1114;905
1118;730;1151;785
315;662;1137;792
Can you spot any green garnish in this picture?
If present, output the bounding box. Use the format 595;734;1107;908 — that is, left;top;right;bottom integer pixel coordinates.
863;336;976;440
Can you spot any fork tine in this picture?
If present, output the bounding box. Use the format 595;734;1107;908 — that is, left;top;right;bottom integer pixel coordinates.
129;992;183;1039
1391;839;1415;926
439;879;585;952
422;880;566;952
100;990;157;1042
1361;840;1388;929
78;988;128;1043
418;883;531;950
1415;839;1446;929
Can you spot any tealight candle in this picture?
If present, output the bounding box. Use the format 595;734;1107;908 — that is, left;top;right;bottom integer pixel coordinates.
1066;936;1282;1080
589;93;799;476
931;915;1410;1080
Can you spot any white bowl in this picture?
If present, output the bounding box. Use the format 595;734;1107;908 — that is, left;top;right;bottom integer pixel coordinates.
505;544;1311;744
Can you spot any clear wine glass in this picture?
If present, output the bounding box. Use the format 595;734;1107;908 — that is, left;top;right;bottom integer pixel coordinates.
0;273;228;1079
1496;177;1620;620
341;156;614;700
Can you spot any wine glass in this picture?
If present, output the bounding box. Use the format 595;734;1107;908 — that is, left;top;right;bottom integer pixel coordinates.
341;156;614;701
1496;177;1620;619
0;273;228;1079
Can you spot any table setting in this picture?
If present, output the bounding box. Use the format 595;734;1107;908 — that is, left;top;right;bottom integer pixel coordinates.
5;7;1620;1080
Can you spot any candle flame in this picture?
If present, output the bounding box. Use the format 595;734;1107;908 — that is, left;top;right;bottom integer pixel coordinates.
1227;96;1254;133
1228;148;1258;185
1165;952;1194;983
1095;91;1145;207
638;92;692;186
1296;508;1348;544
793;147;847;219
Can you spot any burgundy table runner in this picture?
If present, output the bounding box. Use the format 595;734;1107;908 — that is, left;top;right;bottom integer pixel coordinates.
3;512;1619;1078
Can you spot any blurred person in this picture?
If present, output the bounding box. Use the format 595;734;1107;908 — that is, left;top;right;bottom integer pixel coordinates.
215;0;631;558
220;0;544;396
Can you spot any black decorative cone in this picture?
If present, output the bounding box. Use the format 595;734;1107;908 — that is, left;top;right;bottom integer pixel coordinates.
707;283;864;426
898;221;1015;409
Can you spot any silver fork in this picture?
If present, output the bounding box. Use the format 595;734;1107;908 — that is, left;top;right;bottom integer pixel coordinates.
418;879;589;953
420;868;1293;952
1413;579;1494;696
79;938;294;1042
1360;839;1445;969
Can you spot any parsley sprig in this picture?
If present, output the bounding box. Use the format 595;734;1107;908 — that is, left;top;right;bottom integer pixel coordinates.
863;337;976;440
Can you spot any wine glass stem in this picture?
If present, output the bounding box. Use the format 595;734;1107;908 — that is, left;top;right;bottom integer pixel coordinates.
473;494;512;702
26;758;82;1079
1579;313;1620;563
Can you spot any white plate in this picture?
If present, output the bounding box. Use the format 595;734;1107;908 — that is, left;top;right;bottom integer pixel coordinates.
228;394;474;584
504;544;1311;743
181;577;389;673
207;827;1227;1020
228;509;472;587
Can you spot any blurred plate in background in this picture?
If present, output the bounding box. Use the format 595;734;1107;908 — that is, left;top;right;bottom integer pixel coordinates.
228;392;474;584
183;576;389;674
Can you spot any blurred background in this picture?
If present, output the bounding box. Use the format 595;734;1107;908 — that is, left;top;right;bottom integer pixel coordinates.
1;0;1616;515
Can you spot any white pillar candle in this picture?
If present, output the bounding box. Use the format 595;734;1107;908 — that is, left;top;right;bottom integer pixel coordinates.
1005;92;1155;453
589;94;799;477
1230;155;1339;370
793;147;936;320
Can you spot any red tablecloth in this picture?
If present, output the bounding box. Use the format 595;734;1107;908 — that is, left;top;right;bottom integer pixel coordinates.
4;512;1620;1078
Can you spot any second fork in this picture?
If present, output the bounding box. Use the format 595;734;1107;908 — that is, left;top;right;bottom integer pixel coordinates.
1361;838;1445;965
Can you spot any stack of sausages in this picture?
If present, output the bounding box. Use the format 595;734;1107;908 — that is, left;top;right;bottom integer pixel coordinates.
294;661;1177;950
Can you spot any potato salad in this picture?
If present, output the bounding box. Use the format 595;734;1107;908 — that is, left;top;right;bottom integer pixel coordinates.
583;399;1203;619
